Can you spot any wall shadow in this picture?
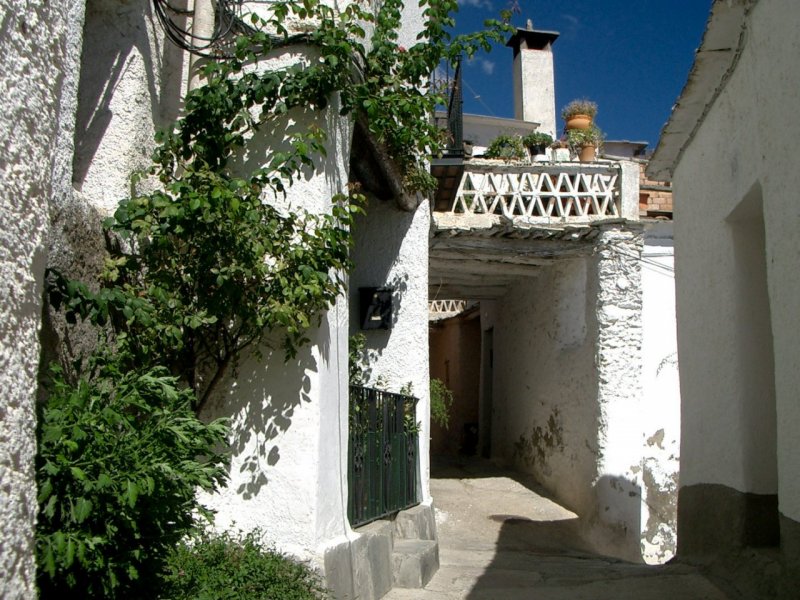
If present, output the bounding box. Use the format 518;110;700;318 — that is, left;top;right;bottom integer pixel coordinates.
431;458;680;600
74;0;186;187
200;339;318;500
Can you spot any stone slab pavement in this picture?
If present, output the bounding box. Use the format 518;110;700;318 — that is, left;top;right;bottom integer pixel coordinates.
384;457;732;600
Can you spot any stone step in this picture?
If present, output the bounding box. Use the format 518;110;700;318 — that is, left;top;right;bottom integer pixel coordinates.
391;539;439;589
394;504;437;541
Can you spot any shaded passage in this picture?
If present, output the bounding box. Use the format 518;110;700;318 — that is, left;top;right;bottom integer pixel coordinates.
384;457;730;600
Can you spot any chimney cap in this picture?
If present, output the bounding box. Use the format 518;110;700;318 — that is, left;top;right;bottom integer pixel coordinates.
506;28;560;56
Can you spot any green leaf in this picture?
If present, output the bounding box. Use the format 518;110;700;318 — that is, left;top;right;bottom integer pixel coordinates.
126;480;139;508
75;497;92;523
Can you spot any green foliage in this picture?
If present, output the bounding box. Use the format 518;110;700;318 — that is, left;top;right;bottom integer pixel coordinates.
348;333;367;385
36;361;228;598
429;378;454;429
484;134;526;161
566;124;604;149
39;1;511;594
522;131;554;150
560;98;598;120
160;529;326;600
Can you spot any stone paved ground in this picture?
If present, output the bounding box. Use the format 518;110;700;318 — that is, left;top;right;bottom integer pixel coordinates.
384;457;732;600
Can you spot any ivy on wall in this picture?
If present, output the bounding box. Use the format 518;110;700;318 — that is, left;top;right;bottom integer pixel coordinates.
38;0;511;594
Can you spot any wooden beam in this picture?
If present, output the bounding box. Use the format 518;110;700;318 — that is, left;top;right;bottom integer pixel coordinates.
429;259;541;278
429;284;509;299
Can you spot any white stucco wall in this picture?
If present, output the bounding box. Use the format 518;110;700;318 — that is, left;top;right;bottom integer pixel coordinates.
492;259;599;517
198;87;355;566
639;223;680;564
0;0;86;595
489;225;646;561
590;226;644;561
513;46;556;138
349;195;432;502
671;0;800;521
73;0;187;214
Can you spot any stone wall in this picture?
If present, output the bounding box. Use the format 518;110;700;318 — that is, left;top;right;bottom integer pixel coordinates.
0;1;85;596
485;225;647;562
588;225;644;561
639;223;680;564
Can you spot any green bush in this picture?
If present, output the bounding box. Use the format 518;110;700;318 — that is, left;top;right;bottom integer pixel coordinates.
160;529;326;600
430;378;454;429
521;131;554;150
484;134;526;161
36;360;228;598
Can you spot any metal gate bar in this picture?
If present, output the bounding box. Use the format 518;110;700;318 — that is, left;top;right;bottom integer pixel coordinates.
348;385;419;528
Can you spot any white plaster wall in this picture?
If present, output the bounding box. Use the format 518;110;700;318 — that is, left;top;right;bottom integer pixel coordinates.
492;258;600;517
640;223;680;564
199;90;355;567
73;0;187;214
591;226;644;561
349;196;432;502
491;226;646;561
513;47;556;137
671;0;800;521
0;0;82;595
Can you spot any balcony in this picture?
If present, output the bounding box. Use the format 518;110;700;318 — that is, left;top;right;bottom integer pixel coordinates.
428;157;641;300
431;158;639;227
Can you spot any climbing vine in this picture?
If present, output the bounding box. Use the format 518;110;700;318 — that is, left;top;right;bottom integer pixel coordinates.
50;0;511;408
39;0;511;594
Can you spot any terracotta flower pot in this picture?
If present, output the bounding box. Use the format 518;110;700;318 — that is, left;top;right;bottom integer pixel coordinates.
578;144;596;162
565;114;592;130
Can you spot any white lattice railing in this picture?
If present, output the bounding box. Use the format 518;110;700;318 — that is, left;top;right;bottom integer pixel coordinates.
428;299;475;321
447;164;621;220
429;299;468;314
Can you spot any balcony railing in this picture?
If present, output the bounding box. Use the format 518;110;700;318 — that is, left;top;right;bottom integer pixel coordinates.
348;385;419;528
434;161;629;223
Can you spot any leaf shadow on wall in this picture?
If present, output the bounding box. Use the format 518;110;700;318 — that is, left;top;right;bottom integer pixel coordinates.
200;338;318;501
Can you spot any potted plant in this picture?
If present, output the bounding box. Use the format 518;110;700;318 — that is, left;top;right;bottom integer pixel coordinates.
561;99;598;130
566;125;603;162
484;134;526;161
551;137;570;161
522;131;554;158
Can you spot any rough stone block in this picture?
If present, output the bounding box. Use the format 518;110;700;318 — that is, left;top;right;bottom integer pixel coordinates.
394;503;437;541
391;539;439;588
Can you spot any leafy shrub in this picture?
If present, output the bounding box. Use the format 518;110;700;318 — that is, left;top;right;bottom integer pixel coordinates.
430;378;454;429
348;333;367;385
522;131;554;150
160;529;326;600
484;134;526;161
36;360;228;598
566;124;604;149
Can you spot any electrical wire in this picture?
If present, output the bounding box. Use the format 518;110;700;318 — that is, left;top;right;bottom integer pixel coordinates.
152;0;257;58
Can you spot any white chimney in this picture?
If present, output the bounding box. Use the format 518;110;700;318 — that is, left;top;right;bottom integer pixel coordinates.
506;27;559;138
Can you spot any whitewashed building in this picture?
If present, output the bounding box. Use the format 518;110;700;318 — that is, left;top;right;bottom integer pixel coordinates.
1;1;434;598
648;0;800;595
429;26;681;564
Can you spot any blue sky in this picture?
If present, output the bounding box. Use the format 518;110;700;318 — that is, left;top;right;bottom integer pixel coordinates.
450;0;712;150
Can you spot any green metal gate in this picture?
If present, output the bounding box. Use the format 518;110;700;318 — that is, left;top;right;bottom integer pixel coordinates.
348;385;419;528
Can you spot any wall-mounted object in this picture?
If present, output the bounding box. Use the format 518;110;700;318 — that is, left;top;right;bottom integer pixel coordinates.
359;287;393;330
